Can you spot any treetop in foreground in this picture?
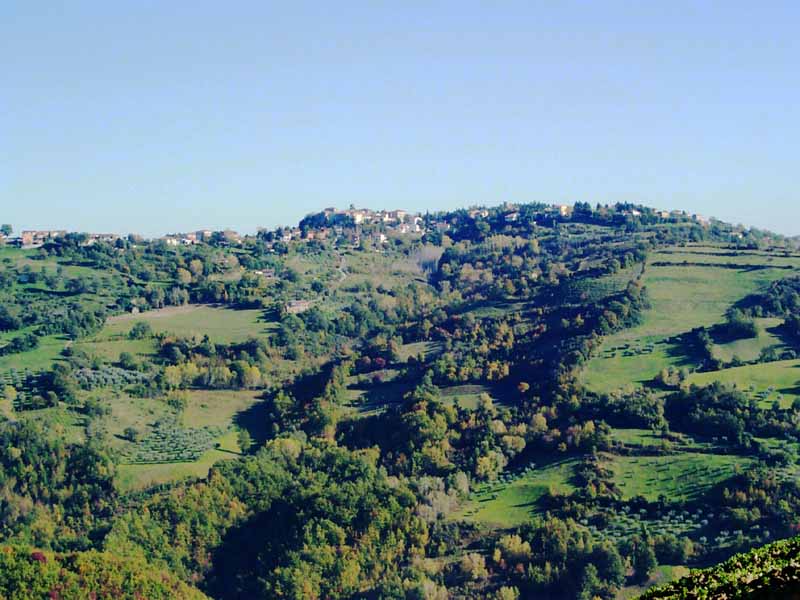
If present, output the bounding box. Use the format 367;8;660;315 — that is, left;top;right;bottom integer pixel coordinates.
640;535;800;599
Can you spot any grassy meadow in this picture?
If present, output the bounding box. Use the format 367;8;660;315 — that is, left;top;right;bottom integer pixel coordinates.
606;453;751;502
105;304;274;343
687;358;800;408
0;334;69;371
710;317;786;363
581;246;800;394
109;390;265;492
453;458;577;527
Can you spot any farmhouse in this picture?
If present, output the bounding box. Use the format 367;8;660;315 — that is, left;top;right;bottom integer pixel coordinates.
396;223;415;234
434;221;451;232
285;299;313;314
82;233;120;246
20;230;67;248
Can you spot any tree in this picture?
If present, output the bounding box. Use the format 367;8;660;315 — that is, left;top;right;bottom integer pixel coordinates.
237;428;252;454
129;321;152;339
189;259;205;278
460;553;488;581
2;385;17;403
496;534;532;564
119;352;139;371
124;426;140;442
495;587;519;600
176;268;193;284
0;224;11;236
632;534;658;583
578;564;602;600
654;533;693;564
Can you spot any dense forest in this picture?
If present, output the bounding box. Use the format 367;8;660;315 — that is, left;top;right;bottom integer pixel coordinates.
1;203;799;598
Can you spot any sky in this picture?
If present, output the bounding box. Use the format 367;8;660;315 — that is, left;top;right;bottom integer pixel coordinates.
2;1;799;237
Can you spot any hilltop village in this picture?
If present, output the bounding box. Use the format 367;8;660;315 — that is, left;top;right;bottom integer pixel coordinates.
1;203;715;251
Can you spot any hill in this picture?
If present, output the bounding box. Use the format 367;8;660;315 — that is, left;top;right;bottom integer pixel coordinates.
1;202;799;599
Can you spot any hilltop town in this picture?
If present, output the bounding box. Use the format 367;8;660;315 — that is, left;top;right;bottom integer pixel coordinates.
0;203;716;251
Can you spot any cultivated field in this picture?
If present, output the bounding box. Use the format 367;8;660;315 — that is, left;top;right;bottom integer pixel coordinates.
581;246;800;394
105;304;274;343
606;453;752;502
453;458;577;527
687;359;800;408
111;390;265;491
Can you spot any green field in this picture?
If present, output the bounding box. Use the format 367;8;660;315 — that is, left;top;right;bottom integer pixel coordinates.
454;458;577;527
396;341;442;362
581;247;800;394
16;405;86;444
0;334;68;371
607;453;751;502
687;359;800;408
611;428;669;447
104;304;274;343
181;389;265;429
110;389;264;491
439;384;498;410
74;337;156;362
711;318;786;363
117;429;242;491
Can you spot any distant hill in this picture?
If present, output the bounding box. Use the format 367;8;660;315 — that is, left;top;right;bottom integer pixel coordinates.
640;535;800;599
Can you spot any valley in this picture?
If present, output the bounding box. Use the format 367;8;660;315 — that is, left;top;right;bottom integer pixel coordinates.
1;204;799;599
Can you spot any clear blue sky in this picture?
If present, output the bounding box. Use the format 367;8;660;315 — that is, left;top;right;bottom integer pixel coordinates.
2;1;798;236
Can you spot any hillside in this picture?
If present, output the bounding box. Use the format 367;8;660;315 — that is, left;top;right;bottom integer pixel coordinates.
640;535;800;599
0;203;799;598
0;546;208;600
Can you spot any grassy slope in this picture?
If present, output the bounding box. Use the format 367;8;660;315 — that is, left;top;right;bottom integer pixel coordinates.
104;304;275;344
464;245;799;531
453;458;577;528
711;317;786;363
581;246;800;394
687;358;800;408
112;390;263;492
607;453;751;502
116;430;241;491
0;335;68;371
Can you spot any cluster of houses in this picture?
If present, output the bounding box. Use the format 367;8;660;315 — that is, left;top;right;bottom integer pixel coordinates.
495;203;573;224
4;203;716;252
3;230;123;249
264;207;428;248
161;229;216;246
330;207;424;231
19;230;67;248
